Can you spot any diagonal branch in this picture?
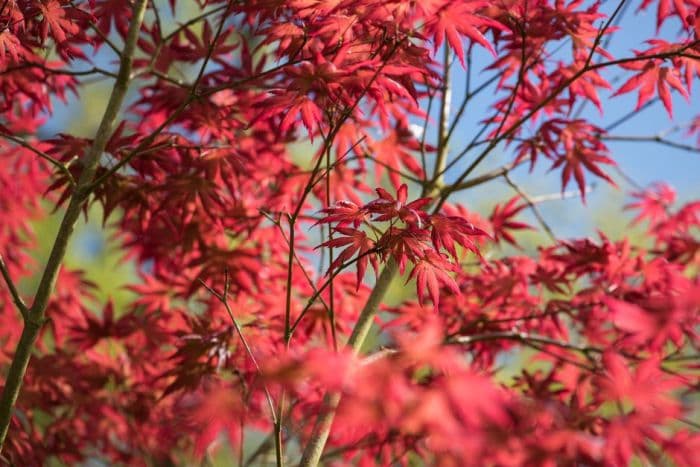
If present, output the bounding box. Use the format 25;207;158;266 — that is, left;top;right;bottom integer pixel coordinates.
503;173;557;243
198;274;278;427
0;131;77;187
0;255;28;320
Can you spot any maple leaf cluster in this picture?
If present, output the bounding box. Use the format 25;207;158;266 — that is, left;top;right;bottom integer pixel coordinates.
0;0;698;466
318;184;487;306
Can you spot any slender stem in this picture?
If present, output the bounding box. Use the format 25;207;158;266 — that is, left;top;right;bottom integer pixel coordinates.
418;80;434;174
604;99;657;131
571;0;632;119
0;322;41;447
503;173;557;243
444;49;472;144
528;185;596;203
163;4;229;42
0;255;28;319
365;331;599;372
325;144;338;350
198;278;278;426
0;0;149;452
602;134;700;153
0;131;77;187
445;161;521;193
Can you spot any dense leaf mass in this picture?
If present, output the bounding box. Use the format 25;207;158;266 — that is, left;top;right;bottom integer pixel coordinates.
0;0;698;465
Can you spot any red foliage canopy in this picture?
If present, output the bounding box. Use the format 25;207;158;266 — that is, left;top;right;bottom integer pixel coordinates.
0;0;698;465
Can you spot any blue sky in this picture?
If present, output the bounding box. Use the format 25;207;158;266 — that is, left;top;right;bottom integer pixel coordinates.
435;2;700;238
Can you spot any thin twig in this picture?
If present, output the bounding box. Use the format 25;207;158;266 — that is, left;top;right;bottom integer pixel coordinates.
503;173;557;243
604;99;658;132
163;4;230;42
198;275;278;427
443;160;522;193
0;63;117;79
430;44;453;190
0;255;28;320
364;331;599;371
602;134;700;153
0;132;77;187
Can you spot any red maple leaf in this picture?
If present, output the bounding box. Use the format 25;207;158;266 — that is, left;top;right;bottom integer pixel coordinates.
407;250;459;308
39;0;80;44
366;184;431;227
427;1;502;66
638;0;693;30
625;183;675;226
379;225;433;273
0;30;23;63
91;0;132;37
430;213;488;260
489;196;532;246
318;226;378;288
536;120;617;199
281;96;323;138
614;41;690;117
317;200;368;227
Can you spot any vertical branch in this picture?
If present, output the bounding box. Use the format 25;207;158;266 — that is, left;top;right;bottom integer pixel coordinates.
418;80;435;175
298;259;398;467
436;0;630;213
444;48;472;144
430;44;453;192
0;0;149;451
325;144;338;351
299;37;445;467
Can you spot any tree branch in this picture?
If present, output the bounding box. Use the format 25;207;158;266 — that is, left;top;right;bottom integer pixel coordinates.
430;44;453;191
298;259;398;467
601;134;700;153
0;131;77;187
503;173;558;243
198;275;278;427
0;255;28;320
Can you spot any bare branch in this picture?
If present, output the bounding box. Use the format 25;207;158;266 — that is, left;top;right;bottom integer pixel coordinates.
198;276;278;426
602;134;700;154
0;132;77;187
0;255;28;320
503;173;557;243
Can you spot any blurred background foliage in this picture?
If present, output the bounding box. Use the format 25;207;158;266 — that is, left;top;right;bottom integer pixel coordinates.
19;0;698;463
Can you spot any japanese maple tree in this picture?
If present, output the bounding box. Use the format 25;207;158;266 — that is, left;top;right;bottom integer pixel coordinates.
0;0;699;465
